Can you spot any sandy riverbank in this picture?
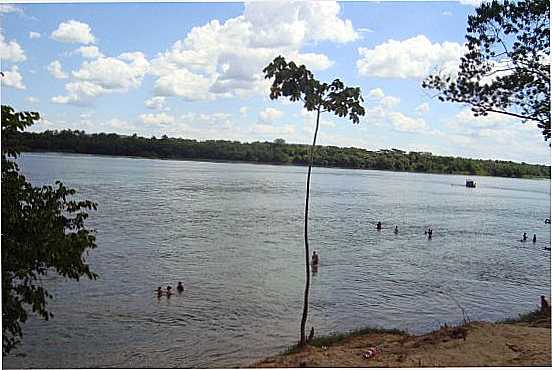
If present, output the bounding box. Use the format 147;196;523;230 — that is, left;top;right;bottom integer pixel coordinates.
252;309;551;367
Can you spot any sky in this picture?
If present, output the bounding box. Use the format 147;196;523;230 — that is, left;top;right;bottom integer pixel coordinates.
1;1;550;165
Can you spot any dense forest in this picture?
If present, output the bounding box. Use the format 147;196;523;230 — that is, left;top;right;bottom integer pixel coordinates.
9;130;550;178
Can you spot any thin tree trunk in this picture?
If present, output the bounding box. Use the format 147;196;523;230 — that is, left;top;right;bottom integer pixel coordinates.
299;107;321;346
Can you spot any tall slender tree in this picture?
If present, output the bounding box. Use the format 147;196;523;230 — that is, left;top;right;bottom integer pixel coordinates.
263;57;365;346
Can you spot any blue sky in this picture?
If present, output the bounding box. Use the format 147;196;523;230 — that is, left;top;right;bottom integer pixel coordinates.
1;1;549;164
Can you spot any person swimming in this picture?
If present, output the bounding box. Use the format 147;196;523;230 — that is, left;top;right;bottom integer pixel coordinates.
533;234;537;243
522;232;528;242
394;226;399;234
156;286;163;297
177;282;184;293
311;251;319;266
166;286;173;296
376;221;382;230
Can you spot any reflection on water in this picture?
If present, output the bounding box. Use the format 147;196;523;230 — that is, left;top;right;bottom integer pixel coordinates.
4;152;551;368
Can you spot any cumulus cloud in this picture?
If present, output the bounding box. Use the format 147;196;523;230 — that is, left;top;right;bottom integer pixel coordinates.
52;81;107;105
51;20;96;44
149;1;356;101
415;103;430;114
139;112;175;125
144;96;167;110
2;65;25;89
368;88;385;99
381;96;400;109
26;96;40;104
357;35;464;79
74;45;103;59
29;31;41;39
387;112;428;133
239;106;248;117
258;107;283;124
0;30;26;62
252;123;296;136
54;52;149;104
0;4;22;14
48;60;68;79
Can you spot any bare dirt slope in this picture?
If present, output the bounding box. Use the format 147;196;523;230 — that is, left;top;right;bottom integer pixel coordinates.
253;316;551;368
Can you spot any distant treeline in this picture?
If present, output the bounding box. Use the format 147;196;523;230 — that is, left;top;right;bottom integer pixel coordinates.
10;130;551;178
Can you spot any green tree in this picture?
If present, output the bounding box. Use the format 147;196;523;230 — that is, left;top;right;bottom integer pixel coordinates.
1;105;98;354
423;0;550;140
263;56;365;346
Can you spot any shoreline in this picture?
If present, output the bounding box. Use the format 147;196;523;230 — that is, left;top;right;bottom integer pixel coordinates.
20;150;551;181
251;308;551;368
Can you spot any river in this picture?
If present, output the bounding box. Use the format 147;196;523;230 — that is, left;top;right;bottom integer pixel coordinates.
4;152;551;368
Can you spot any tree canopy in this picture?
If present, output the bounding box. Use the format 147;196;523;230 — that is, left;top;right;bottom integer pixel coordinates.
2;105;98;354
423;0;550;140
9;129;550;178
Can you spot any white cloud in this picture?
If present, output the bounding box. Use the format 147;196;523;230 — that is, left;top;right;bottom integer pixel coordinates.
252;123;296;136
52;81;107;105
150;1;355;101
26;96;39;104
357;35;464;79
458;0;483;6
357;27;374;33
368;88;385;99
54;52;149;104
239;106;248;117
47;60;68;79
259;107;283;123
442;11;453;16
139;112;175;125
153;68;213;101
0;4;22;14
0;31;26;62
381;95;400;109
51;20;96;44
387;112;428;133
415;103;430;114
72;52;149;89
29;31;41;39
144;96;167;110
75;45;103;59
2;65;25;89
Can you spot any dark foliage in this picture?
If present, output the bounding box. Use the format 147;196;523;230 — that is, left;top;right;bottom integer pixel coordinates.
2;105;98;355
10;130;550;178
423;0;550;140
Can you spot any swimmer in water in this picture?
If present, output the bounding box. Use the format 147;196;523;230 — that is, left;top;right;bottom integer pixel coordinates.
394;226;399;234
311;251;319;266
166;286;173;297
376;221;382;230
156;286;163;297
177;282;184;293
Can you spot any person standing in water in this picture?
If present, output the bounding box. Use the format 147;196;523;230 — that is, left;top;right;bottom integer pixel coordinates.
311;251;319;266
394;226;399;234
376;221;382;230
522;232;528;242
533;234;537;243
177;282;184;293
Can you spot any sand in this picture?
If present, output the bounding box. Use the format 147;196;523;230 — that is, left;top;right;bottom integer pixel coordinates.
253;313;551;368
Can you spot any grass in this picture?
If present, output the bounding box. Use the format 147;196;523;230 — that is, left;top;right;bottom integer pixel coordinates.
280;326;408;355
499;308;551;327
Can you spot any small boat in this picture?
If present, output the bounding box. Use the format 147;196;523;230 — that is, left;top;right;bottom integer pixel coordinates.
466;179;476;188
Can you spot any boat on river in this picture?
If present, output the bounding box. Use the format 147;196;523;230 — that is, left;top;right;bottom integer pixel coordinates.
466;179;476;188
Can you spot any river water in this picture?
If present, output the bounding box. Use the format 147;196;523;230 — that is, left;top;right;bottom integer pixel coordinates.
4;152;551;368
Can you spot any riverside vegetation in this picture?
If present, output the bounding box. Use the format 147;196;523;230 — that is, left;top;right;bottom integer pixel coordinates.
11;130;550;179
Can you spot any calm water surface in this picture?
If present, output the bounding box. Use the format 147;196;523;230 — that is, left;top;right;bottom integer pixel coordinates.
4;153;551;368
